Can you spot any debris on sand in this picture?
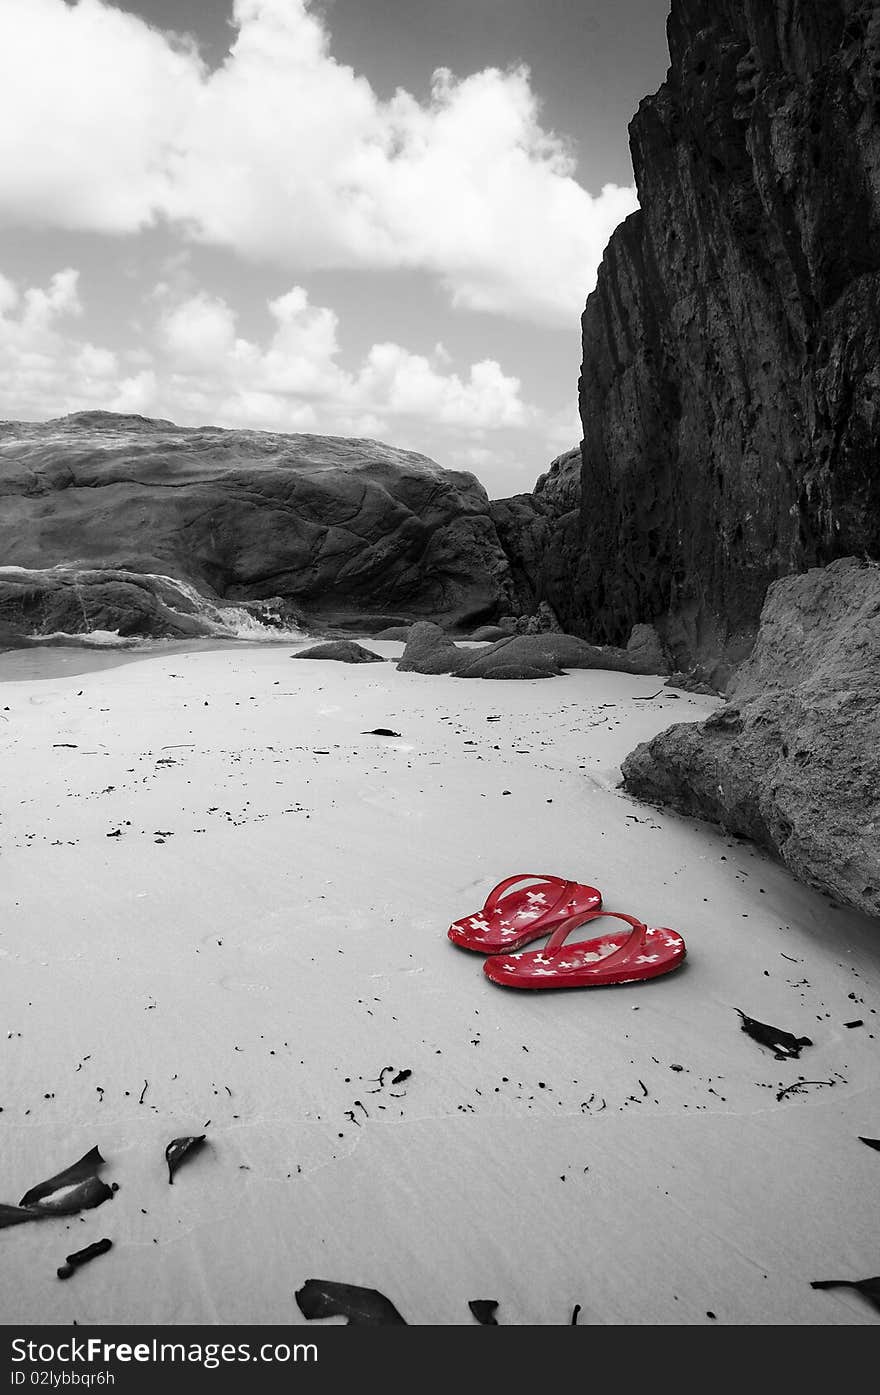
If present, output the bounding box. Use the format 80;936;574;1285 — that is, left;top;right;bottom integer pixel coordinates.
1;1147;116;1229
19;1145;108;1207
366;1066;412;1094
776;1079;835;1102
735;1009;812;1060
295;1279;407;1325
810;1275;880;1314
468;1299;499;1324
57;1238;113;1280
165;1135;207;1185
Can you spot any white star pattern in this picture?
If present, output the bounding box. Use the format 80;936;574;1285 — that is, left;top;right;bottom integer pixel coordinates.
526;891;548;906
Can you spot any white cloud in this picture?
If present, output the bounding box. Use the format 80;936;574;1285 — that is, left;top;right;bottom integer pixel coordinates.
109;369;158;416
0;0;197;234
0;267;533;448
159;293;239;370
0;271;19;317
0;0;637;325
157;283;531;434
0;267;155;418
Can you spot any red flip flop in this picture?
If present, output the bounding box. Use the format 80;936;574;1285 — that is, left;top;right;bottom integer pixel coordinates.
482;910;686;988
448;874;602;954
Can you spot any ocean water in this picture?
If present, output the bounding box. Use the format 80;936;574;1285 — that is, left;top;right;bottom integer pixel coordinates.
0;635;317;682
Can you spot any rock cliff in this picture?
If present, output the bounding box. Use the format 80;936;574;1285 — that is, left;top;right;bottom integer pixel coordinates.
488;447;581;616
0;412;517;639
498;0;880;685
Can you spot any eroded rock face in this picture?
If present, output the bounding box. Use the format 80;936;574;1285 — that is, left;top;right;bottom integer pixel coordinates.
0;566;228;639
621;559;880;919
0;412;517;639
488;448;583;618
497;1;880;680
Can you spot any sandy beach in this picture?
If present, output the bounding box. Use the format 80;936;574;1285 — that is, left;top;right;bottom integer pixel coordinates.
1;639;879;1327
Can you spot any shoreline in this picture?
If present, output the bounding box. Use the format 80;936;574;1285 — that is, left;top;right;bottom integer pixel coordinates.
0;636;319;684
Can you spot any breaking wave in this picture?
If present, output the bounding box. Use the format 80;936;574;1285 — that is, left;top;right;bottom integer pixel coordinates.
0;565;310;646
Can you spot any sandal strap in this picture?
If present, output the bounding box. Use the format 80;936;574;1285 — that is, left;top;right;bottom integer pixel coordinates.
484;874;574;921
543;910;647;964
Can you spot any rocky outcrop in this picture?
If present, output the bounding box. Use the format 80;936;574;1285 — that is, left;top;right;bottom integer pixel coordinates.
396;622;474;675
292;640;385;664
621;558;880;919
0;565;251;640
397;620;671;681
369;625;413;641
496;1;880;683
0;412;518;640
488;448;581;617
452;633;601;681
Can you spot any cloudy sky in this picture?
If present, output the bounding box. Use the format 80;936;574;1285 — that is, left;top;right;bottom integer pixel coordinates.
0;0;669;497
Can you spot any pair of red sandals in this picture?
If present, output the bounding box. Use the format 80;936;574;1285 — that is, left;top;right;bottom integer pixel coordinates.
448;874;686;989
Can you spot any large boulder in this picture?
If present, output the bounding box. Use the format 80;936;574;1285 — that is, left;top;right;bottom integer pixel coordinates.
494;1;880;679
291;640;385;664
396;621;474;675
457;630;670;680
397;622;671;681
0;412;519;640
621;559;880;920
451;634;567;680
370;626;413;641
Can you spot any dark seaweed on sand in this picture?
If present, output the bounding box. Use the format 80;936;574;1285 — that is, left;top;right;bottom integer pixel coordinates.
1;1178;114;1230
0;1203;52;1230
295;1279;407;1325
57;1238;113;1280
811;1276;880;1313
1;1147;114;1228
735;1009;812;1060
165;1135;206;1184
20;1145;106;1206
468;1299;499;1324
